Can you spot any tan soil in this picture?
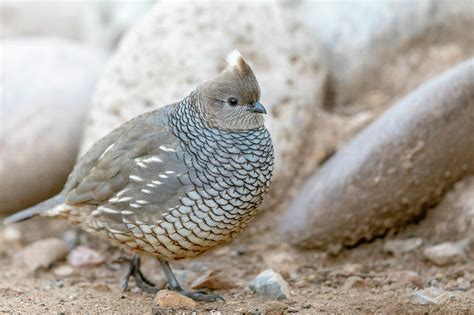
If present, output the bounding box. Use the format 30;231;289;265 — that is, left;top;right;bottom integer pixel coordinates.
1;177;473;314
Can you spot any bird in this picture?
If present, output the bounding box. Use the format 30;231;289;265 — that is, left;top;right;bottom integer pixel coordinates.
4;50;274;302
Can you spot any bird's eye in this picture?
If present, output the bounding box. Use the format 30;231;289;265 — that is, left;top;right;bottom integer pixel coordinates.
228;97;238;106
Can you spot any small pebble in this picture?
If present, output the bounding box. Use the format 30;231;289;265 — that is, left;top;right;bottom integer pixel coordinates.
249;269;290;300
67;245;105;267
342;276;373;290
383;238;423;256
385;271;423;288
423;239;470;266
92;283;111;292
153;289;197;309
341;263;365;276
411;287;455;305
3;226;22;242
15;238;70;272
53;265;74;277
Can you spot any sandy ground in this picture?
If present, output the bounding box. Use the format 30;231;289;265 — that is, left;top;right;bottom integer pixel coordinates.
1;177;473;314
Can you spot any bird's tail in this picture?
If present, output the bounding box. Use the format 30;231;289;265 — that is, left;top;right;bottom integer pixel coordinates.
3;194;64;225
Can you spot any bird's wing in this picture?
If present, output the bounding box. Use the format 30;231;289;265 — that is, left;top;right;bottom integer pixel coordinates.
64;105;193;228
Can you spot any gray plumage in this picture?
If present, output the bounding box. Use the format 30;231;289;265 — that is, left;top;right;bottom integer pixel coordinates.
4;51;274;261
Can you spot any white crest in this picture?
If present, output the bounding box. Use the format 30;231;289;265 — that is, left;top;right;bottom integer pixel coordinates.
225;49;242;68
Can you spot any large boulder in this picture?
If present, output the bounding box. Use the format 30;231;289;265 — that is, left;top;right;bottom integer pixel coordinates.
279;59;474;251
0;39;108;214
81;2;327;208
0;2;153;49
289;0;474;111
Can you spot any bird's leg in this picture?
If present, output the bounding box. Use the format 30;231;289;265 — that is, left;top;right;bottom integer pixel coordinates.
122;255;159;294
158;259;224;302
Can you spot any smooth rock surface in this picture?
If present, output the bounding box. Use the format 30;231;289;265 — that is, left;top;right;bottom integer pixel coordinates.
80;1;326;209
423;239;471;266
249;269;290;300
290;0;474;111
0;2;152;49
280;59;474;250
0;39;108;214
15;238;70;272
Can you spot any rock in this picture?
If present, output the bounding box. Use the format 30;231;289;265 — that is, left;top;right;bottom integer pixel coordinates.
411;287;456;305
53;265;74;277
80;1;326;210
153;289;197;309
383;238;423;256
15;238;69;272
342;276;373;290
279;59;474;250
91;283;111;292
0;39;107;214
2;226;22;243
262;252;297;279
423;239;471;266
290;0;474;112
249;269;290;300
0;2;153;49
67;245;105;267
386;271;423;288
190;270;237;290
341;264;365;276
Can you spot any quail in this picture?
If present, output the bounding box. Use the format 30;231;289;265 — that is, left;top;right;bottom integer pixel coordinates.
4;50;274;302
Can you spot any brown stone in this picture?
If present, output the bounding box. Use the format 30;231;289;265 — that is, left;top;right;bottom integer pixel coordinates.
386;271;423;288
153;290;197;309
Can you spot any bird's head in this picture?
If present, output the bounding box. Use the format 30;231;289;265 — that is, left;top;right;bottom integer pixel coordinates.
198;50;266;131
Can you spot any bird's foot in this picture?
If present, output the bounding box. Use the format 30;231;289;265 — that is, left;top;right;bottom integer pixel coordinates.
158;259;224;302
175;289;225;302
122;255;159;294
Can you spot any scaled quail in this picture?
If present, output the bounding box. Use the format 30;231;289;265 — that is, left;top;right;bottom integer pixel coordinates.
4;51;274;302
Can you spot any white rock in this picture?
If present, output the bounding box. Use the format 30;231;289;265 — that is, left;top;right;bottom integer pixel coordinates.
411;287;455;305
423;239;471;266
53;265;74;277
291;0;474;111
0;2;153;49
80;2;326;209
0;39;107;214
67;245;105;267
2;226;22;242
383;238;423;256
249;269;290;300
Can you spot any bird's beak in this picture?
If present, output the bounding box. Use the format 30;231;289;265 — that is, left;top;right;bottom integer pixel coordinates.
247;102;267;114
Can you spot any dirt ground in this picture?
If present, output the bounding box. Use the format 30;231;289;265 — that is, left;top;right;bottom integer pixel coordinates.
1;177;473;314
